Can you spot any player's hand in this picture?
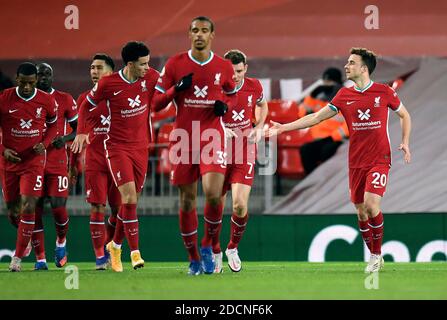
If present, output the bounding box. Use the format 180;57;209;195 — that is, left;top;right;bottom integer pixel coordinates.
175;73;193;92
265;120;284;138
248;127;263;144
52;136;65;149
33;143;46;155
68;166;78;187
3;148;21;163
214;100;228;116
398;143;411;164
71;134;90;154
225;128;238;139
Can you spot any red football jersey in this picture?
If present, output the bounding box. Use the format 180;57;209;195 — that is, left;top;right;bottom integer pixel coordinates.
223;77;264;164
45;88;78;174
86;68;159;150
155;50;236;150
77;90;110;170
0;87;58;170
329;81;402;168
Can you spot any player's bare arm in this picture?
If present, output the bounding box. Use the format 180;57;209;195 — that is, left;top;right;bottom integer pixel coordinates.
396;104;412;164
248;99;268;144
3;148;21;163
70;133;90;154
266;104;337;137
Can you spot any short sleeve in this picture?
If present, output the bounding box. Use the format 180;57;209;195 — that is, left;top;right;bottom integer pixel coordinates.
65;94;78;122
87;77;107;107
155;59;176;93
328;88;345;113
255;80;265;104
222;60;236;95
386;86;402;111
45;95;58;124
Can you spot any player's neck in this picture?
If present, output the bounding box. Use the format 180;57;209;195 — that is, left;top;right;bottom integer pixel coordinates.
354;77;372;90
122;67;138;83
191;48;212;63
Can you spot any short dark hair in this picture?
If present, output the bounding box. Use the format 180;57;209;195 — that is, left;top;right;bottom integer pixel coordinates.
93;53;115;71
224;49;247;65
350;47;377;75
121;41;150;65
190;16;214;32
322;67;343;84
17;62;37;76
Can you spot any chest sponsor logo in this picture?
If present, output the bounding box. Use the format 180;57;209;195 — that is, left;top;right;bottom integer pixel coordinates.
100;114;111;126
214;73;221;85
128;95;141;108
374;96;381;107
358;109;371;121
194;85;208;98
20;119;33;129
232;109;245;121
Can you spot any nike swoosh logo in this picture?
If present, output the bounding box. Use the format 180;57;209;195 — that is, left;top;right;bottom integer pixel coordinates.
33;187;42;191
9;109;18;113
113;90;123;96
373;185;383;189
347;101;355;105
58;188;67;192
244;175;253;179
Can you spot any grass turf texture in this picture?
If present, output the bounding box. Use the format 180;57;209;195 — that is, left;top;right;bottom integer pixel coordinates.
0;262;446;299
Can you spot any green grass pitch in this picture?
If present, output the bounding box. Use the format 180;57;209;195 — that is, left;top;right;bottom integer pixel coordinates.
0;262;446;299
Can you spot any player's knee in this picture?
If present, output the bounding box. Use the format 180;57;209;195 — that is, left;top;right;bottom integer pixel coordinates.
363;201;379;217
232;199;247;216
205;195;221;207
91;204;105;213
120;192;137;204
21;199;37;214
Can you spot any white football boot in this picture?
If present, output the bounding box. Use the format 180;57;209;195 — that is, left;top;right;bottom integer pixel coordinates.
225;248;242;272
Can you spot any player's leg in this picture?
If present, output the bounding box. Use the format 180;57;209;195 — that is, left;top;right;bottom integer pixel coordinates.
4;170;21;228
363;192;384;272
178;181;202;274
49;196;69;267
200;172;225;274
9;170;43;271
225;183;251;272
32;197;47;270
105;178;121;244
212;193;226;273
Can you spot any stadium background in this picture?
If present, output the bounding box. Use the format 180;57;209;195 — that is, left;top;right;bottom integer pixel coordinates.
0;0;446;263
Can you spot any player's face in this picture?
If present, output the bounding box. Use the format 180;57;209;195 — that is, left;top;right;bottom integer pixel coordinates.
16;74;37;98
37;65;53;91
189;20;214;51
232;62;247;86
344;54;367;81
90;60;113;84
129;55;150;78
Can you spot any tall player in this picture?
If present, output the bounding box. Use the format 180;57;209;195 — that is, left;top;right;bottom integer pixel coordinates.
0;62;58;272
152;16;236;275
266;48;412;273
31;63;78;270
72;54;122;270
211;49;268;273
71;42;159;272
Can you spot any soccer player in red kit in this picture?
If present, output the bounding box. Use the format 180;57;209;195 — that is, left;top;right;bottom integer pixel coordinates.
152;16;236;275
0;62;58;272
30;63;78;270
72;42;159;272
72;54;122;270
267;48;412;273
211;50;268;273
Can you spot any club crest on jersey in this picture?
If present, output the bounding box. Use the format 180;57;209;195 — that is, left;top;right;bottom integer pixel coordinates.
374;96;381;107
141;80;147;92
247;95;253;107
358;109;371;121
36;107;42;118
214;73;221;85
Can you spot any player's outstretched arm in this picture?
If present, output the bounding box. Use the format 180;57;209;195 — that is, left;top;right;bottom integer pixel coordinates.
70;133;90;154
265;105;337;137
153;73;194;112
396;104;412;164
248;99;269;144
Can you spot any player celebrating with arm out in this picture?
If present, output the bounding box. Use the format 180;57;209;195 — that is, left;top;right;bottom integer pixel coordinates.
30;63;78;270
266;48;412;273
0;62;58;272
71;54;122;270
211;49;268;273
72;42;159;272
152;16;237;275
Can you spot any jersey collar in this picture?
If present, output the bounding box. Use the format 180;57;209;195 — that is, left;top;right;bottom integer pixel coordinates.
235;78;245;92
188;50;214;66
15;87;37;101
49;88;55;94
119;69;138;84
354;80;374;93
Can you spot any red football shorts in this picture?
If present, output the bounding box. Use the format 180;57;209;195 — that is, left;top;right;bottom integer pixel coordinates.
41;173;69;198
222;161;255;194
349;165;390;204
85;169;121;206
169;150;227;186
105;147;148;193
1;166;44;202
